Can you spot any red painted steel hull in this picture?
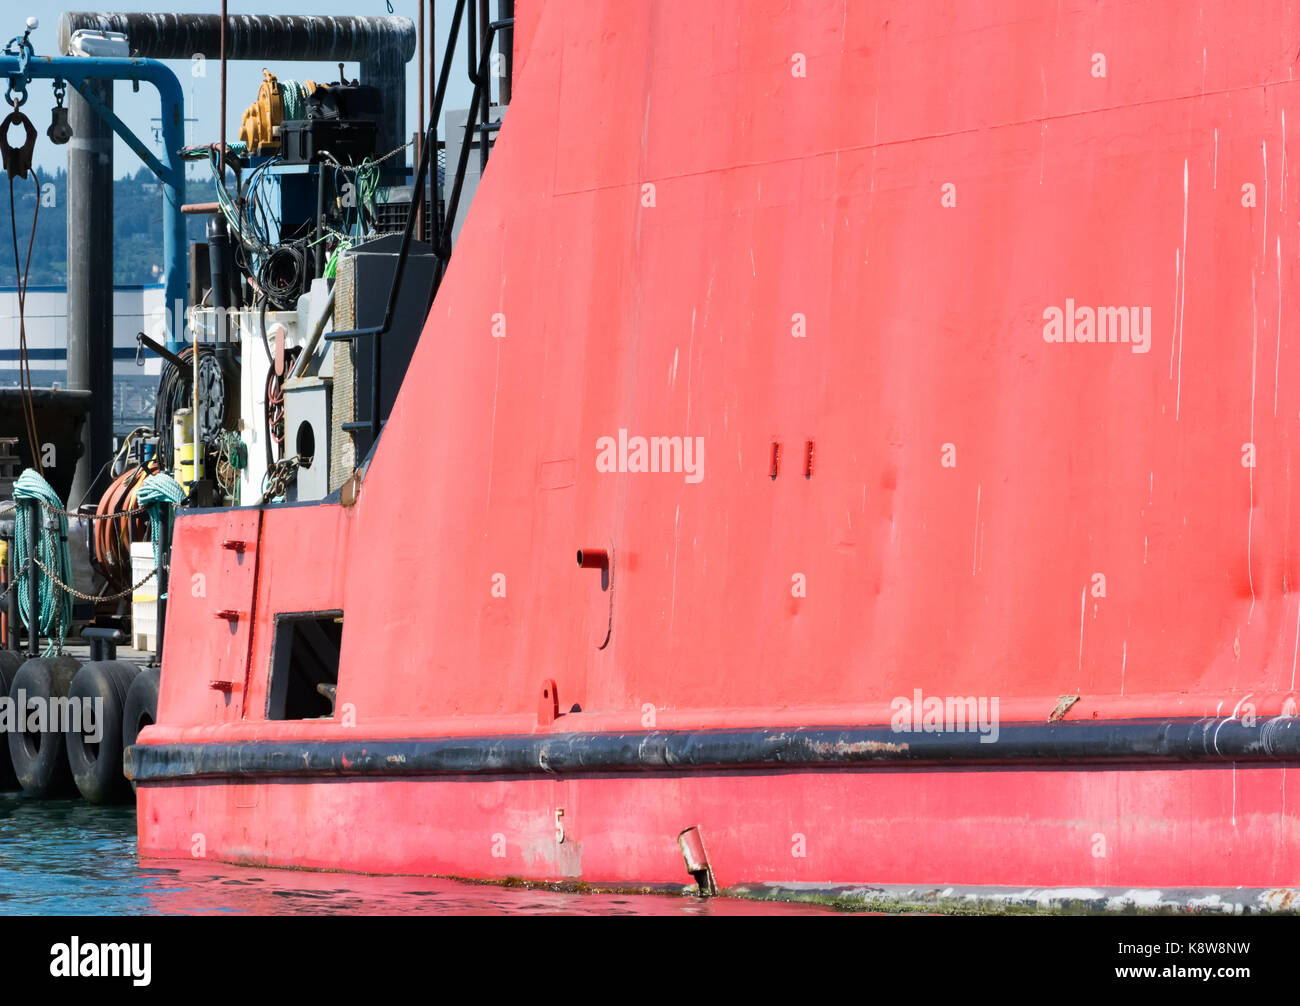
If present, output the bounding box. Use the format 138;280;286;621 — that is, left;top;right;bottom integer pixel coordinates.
138;764;1300;890
136;0;1300;901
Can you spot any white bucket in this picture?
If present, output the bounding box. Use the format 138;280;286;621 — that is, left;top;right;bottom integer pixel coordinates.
131;541;158;652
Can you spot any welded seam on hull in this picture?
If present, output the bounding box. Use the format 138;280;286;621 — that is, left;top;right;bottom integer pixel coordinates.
124;715;1300;782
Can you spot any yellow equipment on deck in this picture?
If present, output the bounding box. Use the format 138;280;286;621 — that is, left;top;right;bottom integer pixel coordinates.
238;70;318;156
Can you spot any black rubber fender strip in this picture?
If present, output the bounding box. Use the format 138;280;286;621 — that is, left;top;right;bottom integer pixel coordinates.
125;715;1300;782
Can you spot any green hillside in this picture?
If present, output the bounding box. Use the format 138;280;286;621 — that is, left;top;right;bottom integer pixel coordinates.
0;167;210;288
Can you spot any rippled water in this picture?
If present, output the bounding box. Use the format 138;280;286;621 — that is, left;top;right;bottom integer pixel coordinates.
0;794;834;915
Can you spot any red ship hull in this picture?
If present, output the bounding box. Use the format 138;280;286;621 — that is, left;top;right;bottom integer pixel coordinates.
132;0;1300;910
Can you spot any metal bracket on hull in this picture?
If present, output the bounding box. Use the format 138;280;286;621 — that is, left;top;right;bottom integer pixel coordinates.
678;826;718;897
538;679;559;727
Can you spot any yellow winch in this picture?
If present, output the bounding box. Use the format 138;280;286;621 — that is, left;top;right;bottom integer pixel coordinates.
238;70;317;155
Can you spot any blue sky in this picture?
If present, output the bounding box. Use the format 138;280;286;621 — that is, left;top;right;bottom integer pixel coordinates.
24;1;479;177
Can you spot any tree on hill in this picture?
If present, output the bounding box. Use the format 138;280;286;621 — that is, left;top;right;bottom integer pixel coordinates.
0;167;210;287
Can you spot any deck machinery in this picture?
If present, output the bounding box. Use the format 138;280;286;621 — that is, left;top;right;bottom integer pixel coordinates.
0;8;499;808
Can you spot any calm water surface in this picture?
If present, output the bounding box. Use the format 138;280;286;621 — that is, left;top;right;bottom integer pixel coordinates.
0;794;835;915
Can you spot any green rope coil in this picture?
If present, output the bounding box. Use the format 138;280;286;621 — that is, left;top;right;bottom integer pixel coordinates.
137;474;185;599
280;79;309;123
13;469;73;655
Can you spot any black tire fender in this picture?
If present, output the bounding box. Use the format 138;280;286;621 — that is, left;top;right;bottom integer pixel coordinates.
122;667;161;791
6;655;82;798
0;649;24;789
65;660;140;804
122;666;160;750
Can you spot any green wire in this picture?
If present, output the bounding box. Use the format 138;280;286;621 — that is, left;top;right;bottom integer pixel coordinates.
325;239;352;278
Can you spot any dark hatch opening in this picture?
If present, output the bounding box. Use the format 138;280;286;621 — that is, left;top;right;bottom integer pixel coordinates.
266;611;343;720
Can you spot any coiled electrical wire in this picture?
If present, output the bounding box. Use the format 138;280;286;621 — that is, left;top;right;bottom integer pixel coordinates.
258;241;310;311
154;345;229;464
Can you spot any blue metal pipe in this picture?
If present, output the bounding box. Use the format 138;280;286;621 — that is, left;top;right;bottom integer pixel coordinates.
0;53;187;351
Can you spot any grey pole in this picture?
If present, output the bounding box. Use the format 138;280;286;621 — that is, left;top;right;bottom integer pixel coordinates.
66;78;114;508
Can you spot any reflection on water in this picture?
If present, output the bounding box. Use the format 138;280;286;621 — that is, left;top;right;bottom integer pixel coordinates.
0;795;835;915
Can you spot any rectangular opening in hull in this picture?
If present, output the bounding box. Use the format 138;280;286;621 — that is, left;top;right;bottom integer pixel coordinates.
266;611;343;720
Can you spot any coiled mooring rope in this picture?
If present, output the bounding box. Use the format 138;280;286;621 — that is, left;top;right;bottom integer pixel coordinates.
279;78;309;122
9;470;184;652
13;468;73;654
136;473;185;599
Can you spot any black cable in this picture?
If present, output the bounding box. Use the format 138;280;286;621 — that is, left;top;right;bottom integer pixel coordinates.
153;349;188;466
154;345;219;466
264;346;302;470
72;454;122;513
259;292;271;361
258;241;309;310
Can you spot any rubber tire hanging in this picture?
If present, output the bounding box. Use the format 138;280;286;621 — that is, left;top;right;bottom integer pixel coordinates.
6;655;82;798
121;667;160;793
65;660;139;804
0;650;24;789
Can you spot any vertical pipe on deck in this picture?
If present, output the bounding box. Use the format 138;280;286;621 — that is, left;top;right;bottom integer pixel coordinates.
478;0;490;172
499;0;513;105
364;49;409;185
219;1;227;156
436;1;441;241
66;79;114;509
314;169;330;277
6;537;18;652
416;1;425;242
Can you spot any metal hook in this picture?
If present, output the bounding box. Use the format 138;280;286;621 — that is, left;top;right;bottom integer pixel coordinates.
0;109;37;179
5;86;27;110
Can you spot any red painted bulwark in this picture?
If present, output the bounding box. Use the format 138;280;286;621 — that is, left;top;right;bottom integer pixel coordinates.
141;1;1300;891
